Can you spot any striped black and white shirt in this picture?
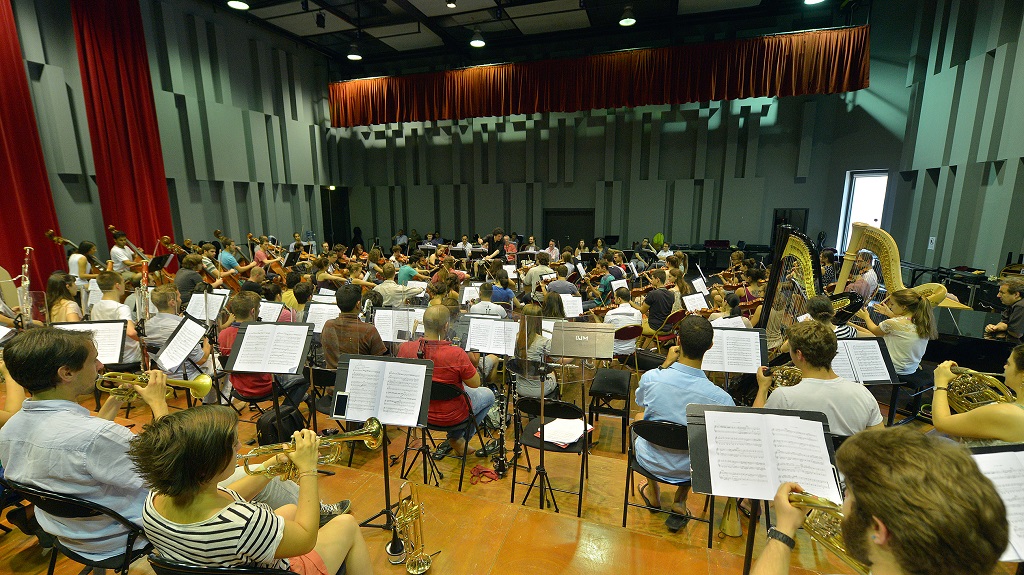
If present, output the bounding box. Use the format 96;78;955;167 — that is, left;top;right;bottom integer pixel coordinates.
143;488;288;570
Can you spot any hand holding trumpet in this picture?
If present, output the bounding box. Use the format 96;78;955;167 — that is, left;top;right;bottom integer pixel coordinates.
287;429;321;476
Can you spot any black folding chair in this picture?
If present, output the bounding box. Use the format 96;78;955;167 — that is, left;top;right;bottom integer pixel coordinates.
511;398;589;517
1;478;151;575
622;420;715;547
588;368;633;453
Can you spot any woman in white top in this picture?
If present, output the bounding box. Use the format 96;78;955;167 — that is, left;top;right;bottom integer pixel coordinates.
707;293;753;328
855;289;936;375
129;406;372;575
930;345;1024;444
45;272;82;323
68;241;100;289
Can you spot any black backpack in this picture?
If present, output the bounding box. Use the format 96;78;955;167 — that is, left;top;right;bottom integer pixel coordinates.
255;405;306;446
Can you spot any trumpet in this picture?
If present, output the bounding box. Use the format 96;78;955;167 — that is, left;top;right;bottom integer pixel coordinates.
96;372;212;402
237;418;383;480
395;481;432;574
790;492;869;575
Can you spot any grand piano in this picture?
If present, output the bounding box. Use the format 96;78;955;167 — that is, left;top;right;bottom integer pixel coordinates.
923;308;1018;374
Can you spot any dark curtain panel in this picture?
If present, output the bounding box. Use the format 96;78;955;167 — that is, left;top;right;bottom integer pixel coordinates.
71;0;174;249
0;0;66;285
330;26;870;127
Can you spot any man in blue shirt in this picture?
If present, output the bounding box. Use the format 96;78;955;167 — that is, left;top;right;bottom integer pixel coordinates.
397;251;430;286
217;237;257;275
634;315;734;532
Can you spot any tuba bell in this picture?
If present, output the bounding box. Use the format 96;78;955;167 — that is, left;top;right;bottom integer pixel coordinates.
237;418;383;480
96;372;211;402
790;492;869;575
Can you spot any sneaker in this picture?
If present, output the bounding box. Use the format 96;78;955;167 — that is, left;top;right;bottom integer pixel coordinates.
432;440;453;460
319;499;351;526
475;439;501;457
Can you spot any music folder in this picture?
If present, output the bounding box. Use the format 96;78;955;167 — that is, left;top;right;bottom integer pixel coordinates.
549;322;616;359
223;322;313;375
700;327;768;374
334;355;432;427
52;320;126;365
832;337;899;385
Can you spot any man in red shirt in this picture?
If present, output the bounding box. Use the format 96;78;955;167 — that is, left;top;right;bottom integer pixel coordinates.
220;291;310;409
396;306;494;458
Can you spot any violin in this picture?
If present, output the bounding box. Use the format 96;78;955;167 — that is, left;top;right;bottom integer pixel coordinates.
45;230;109;272
630;285;654;298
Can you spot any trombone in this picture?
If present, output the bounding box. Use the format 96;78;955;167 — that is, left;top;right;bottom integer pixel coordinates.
96;372;212;402
237;418;383;481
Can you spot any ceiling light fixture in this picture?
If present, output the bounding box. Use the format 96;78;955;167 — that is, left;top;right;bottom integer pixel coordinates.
470;28;485;48
328;185;336;190
315;11;326;28
347;43;363;61
618;5;635;26
226;0;249;9
804;0;827;4
446;0;457;7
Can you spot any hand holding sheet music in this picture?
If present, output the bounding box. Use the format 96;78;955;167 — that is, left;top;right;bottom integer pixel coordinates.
705;411;841;502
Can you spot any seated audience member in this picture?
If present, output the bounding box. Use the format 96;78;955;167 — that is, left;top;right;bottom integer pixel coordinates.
373;263;423;307
128;407;371;575
321;285;388;370
175;254;222;305
930;345;1024;445
220;291;310;408
752;427;1007;575
754;321;883;436
396;306;495;458
89;271;143;368
633;315;735;532
469;283;507;318
985;279;1024;342
46;271;82;323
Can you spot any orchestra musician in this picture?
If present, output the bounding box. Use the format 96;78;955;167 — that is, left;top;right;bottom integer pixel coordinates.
312;256;345;291
929;345;1024;445
634;270;675;337
254;238;284;269
522;252;555;292
585;260;615;306
456;234;473;253
855;289;936;378
656;242;673;261
45;271;82;323
202;243;235;281
345;262;376;290
638;238;658;263
985;279;1024;342
261;283;295;322
128;407;372;575
820;251;838;286
754;427;1007;575
322;284;388;370
389;245;408;266
282;271;303;312
373;263;424;307
240;267;266;294
219;237;258;276
468;283;507;318
542;265;579;297
90;271;143;369
593;238;608;260
601;287;643;357
574;239;588;258
490;269;520;309
846;251;878;301
541;292;567;319
397;251;431;285
288;232;305;253
110;231;143;283
176;254;224;304
706;293;753;328
543;239;560;260
521;236;538;252
393;229;408;253
68;240;101;291
754;321;884;436
514;304;572;398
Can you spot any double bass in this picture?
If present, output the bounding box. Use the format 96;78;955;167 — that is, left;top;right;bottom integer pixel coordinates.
45;230;109;272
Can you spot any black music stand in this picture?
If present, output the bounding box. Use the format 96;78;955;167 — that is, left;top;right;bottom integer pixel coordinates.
334;355;432;533
223;322;315;441
147;254;174;275
686;404;839;575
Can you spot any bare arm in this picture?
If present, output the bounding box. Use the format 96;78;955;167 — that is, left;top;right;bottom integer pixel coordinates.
855;309;886;336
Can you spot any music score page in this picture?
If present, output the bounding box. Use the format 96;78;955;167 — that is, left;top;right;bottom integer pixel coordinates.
230;323;310;374
344;358;426;426
972;451;1024;562
700;328;763;373
705;411;841;502
831;339;893;383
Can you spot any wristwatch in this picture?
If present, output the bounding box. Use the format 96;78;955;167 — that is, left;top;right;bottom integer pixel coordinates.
767;527;796;550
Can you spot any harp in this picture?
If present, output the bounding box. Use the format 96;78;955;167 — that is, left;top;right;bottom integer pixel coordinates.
756;226;864;351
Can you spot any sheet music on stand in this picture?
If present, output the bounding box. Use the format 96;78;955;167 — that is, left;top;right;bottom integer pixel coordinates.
464;317;520;355
184;292;227;322
212;288;231;297
223;322;313;374
627;263;639;278
700;327;767;374
686;405;841;503
87;279;104;309
971;444;1024;562
459;285;480;304
541;318;566;339
692;277;710;295
610;279;628;292
318;288;336;296
304;302;340;334
711;316;746;328
310;294;335;304
502;264;518;279
154;313;206;372
831;338;899;384
0;326;14;346
333;355;432;427
406;281;428;297
373;307;425;342
52;320;126;364
559;294;584;318
682;293;709;311
258;301;285;322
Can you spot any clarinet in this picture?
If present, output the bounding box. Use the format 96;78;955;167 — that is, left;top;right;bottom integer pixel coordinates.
16;247;33;330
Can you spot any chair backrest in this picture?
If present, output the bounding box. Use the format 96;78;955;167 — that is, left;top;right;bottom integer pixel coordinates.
307;367;336;388
148;554;291;575
1;478;141;533
831;434;850;452
429;380;466;403
516;397;583;421
506;358;551;379
664;309;687;326
614;325;643;341
629;420;689;452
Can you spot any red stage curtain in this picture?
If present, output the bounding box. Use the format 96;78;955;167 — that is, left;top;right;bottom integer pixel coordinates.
71;0;173;249
0;0;66;286
330;26;870;127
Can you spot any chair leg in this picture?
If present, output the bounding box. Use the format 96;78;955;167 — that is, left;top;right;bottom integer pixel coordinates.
622;468;631;527
47;547;59;575
457;445;468;492
577;446;586;518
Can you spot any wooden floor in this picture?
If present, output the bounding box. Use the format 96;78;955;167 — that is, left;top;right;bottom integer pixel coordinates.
1;383;1018;575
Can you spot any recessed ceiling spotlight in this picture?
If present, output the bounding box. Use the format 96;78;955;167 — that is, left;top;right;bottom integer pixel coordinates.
446;0;457;7
227;0;249;9
618;5;635;26
804;0;827;4
470;28;485;48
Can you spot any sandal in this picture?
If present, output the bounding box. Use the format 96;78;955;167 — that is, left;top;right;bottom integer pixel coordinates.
666;511;692;533
470;465;500;484
432;440;452;460
638;482;661;512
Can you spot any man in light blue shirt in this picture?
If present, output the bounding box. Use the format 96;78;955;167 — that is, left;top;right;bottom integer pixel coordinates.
634;315;734;531
397;251;429;286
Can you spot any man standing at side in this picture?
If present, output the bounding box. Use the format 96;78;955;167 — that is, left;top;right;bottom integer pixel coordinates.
753;320;883;436
633;315;735;532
